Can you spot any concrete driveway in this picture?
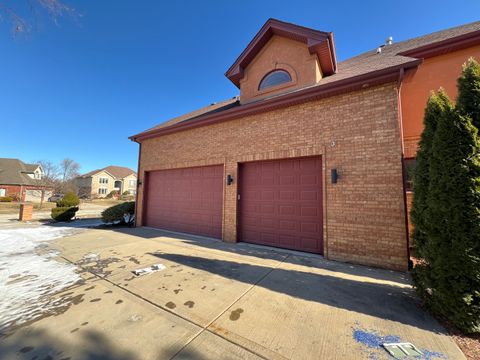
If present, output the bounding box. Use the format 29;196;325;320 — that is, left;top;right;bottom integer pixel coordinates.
0;225;465;360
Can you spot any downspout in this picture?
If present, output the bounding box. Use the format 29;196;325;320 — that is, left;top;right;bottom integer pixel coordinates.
133;141;142;227
397;67;412;270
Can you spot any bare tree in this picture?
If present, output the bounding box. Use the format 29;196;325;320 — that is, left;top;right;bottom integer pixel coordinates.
59;158;80;183
0;0;77;36
33;160;60;208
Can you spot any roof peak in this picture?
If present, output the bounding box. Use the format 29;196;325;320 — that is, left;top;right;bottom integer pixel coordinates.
225;18;337;88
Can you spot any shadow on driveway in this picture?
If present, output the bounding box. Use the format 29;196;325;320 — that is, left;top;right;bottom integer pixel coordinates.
100;226;411;285
148;252;445;334
0;328;138;360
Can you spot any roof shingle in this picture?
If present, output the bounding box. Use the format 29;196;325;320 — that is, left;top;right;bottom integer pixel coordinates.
134;20;480;137
80;166;136;180
0;158;40;186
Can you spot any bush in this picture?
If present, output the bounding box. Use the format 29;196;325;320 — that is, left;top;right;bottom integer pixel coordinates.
101;201;135;225
412;63;480;333
106;190;118;199
410;92;448;258
56;191;80;207
122;191;130;195
457;57;480;129
51;206;79;222
0;196;13;202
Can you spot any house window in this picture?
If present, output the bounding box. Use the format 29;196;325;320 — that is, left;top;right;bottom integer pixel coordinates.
258;70;292;90
99;177;109;184
98;188;108;195
405;159;416;191
0;189;5;197
129;180;136;187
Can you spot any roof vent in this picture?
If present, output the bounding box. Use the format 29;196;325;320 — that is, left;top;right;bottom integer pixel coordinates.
386;36;393;45
376;46;383;54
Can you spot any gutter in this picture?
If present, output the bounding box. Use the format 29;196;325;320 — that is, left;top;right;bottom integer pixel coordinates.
396;67;412;270
130;59;422;143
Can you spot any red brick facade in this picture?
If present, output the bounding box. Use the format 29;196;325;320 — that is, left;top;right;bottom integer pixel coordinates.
0;185;41;201
136;83;408;271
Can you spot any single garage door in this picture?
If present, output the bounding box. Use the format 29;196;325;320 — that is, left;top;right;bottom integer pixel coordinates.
144;165;223;239
238;157;323;254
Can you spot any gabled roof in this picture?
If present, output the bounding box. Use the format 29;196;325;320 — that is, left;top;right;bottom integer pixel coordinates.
130;19;480;143
0;158;40;186
225;18;337;88
79;166;136;180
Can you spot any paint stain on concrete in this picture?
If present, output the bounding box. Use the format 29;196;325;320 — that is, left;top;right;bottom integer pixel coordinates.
85;286;95;291
352;326;447;360
115;300;123;305
229;308;244;321
71;294;85;305
165;301;176;309
90;298;101;302
104;290;113;294
353;329;400;348
19;346;34;353
81;322;88;326
184;301;195;308
124;275;135;282
201;286;206;290
173;289;183;294
128;257;140;265
70;328;79;333
211;288;216;292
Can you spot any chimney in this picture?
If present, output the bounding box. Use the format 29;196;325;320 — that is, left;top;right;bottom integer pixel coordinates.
386;36;393;45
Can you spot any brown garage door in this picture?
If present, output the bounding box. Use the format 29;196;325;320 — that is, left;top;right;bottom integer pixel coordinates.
143;165;223;239
238;157;323;254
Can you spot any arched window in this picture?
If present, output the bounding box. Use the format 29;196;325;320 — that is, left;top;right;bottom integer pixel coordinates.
258;70;292;90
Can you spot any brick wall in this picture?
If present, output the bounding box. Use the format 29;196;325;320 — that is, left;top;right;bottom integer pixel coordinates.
404;137;420;159
137;83;408;271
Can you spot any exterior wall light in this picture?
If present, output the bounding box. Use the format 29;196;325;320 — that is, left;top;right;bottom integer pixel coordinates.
227;174;234;185
331;169;338;184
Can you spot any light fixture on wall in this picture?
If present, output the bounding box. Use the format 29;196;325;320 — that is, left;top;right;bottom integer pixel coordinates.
226;174;234;186
331;169;338;184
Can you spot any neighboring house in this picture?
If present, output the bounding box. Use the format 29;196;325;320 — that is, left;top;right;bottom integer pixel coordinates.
0;158;52;202
75;166;137;198
130;19;480;271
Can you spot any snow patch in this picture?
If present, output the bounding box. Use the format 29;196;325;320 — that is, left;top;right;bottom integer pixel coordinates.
0;225;87;332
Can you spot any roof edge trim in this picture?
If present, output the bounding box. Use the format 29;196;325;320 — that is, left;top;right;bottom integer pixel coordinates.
130;59;421;143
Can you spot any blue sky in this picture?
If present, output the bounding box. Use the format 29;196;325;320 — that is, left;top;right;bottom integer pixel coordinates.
0;1;479;173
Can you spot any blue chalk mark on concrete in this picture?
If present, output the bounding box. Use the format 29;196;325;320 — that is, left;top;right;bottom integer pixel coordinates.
353;329;401;348
352;326;448;359
419;349;448;360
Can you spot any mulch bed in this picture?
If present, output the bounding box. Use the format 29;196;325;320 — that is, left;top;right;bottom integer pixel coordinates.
442;321;480;360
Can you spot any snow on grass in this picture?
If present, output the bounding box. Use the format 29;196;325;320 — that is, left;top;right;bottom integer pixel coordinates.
0;224;93;332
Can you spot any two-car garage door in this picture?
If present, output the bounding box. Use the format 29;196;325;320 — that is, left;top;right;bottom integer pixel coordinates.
143;156;323;254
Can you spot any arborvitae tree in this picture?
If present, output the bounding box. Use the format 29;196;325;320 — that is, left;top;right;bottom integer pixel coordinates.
415;89;480;333
457;57;480;129
410;92;450;258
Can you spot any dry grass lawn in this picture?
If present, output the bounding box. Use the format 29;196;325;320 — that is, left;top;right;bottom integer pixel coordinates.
0;202;56;214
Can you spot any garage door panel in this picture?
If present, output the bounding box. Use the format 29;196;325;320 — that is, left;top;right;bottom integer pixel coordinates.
144;165;223;239
239;157;323;254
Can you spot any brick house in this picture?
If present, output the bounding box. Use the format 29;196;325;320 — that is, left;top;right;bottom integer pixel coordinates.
75;166;137;198
130;19;480;271
0;158;52;202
